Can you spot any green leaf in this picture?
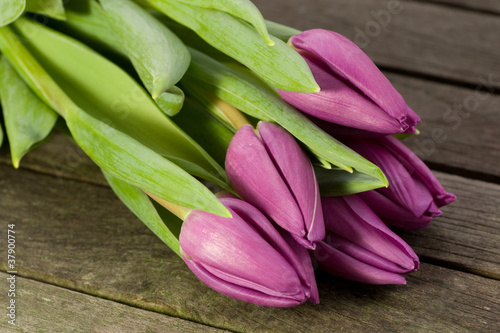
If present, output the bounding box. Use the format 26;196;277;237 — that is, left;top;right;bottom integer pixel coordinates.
100;0;190;98
0;24;73;118
176;0;273;46
152;13;234;64
182;82;249;131
12;17;229;189
0;118;4;148
155;86;185;117
315;167;386;197
265;20;301;42
183;49;388;186
394;129;420;140
173;99;235;168
25;0;65;20
59;0;126;58
0;0;25;27
0;56;57;168
66;105;230;216
147;0;319;93
0;21;231;217
103;170;182;257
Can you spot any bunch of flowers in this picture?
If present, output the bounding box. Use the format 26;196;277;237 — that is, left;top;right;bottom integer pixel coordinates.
0;0;455;307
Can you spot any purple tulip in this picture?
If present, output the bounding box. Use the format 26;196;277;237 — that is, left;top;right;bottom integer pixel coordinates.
278;29;420;136
314;195;419;284
225;122;324;250
180;195;319;307
346;136;456;229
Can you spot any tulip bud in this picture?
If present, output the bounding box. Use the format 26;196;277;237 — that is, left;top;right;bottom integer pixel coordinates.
180;195;319;307
225;122;325;249
346;136;456;229
314;196;419;284
278;29;420;136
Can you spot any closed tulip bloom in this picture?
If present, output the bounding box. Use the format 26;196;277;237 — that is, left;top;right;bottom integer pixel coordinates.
225;122;324;250
278;29;420;136
346;136;456;229
180;195;319;307
314;195;419;284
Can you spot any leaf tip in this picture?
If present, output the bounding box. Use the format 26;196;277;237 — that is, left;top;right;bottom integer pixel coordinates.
214;203;232;218
379;169;389;187
12;158;20;169
151;76;169;100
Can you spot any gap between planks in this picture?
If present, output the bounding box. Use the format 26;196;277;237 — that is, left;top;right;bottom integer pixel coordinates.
0;163;499;332
409;0;500;16
0;272;232;333
253;0;500;91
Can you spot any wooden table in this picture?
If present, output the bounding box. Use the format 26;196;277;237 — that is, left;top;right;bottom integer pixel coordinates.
1;0;499;332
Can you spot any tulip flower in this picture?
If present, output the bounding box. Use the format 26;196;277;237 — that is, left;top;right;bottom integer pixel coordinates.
346;136;456;229
225;122;324;250
180;195;319;307
314;195;419;284
278;29;420;136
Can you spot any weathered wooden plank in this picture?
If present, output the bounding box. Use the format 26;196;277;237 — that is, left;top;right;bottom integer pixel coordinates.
386;72;500;178
254;0;500;89
0;132;106;186
419;0;500;14
399;172;500;279
0;273;228;333
0;165;498;332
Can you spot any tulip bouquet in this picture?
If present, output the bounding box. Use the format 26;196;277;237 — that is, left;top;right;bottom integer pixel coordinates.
0;0;455;307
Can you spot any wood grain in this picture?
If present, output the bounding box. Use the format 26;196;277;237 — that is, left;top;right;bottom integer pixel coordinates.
254;0;500;90
0;0;497;331
0;165;498;332
0;273;228;333
386;72;500;178
0;132;106;186
399;172;500;279
418;0;500;14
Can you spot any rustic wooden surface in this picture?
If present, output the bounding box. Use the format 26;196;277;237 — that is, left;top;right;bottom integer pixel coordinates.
0;164;499;332
1;0;499;332
254;0;500;89
0;272;228;333
422;0;500;14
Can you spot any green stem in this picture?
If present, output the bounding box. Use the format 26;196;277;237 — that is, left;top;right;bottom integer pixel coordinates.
144;190;192;221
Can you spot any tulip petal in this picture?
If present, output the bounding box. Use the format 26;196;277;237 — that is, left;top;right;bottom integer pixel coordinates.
280;230;320;304
180;197;317;306
310;116;397;139
322;196;418;272
289;29;417;125
226;125;307;240
347;139;436;218
227;197;317;300
358;190;434;230
183;257;304;307
381;136;457;207
345;136;455;229
280;52;406;134
314;241;407;285
258;122;325;247
405;106;421;129
180;203;302;296
325;234;412;274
